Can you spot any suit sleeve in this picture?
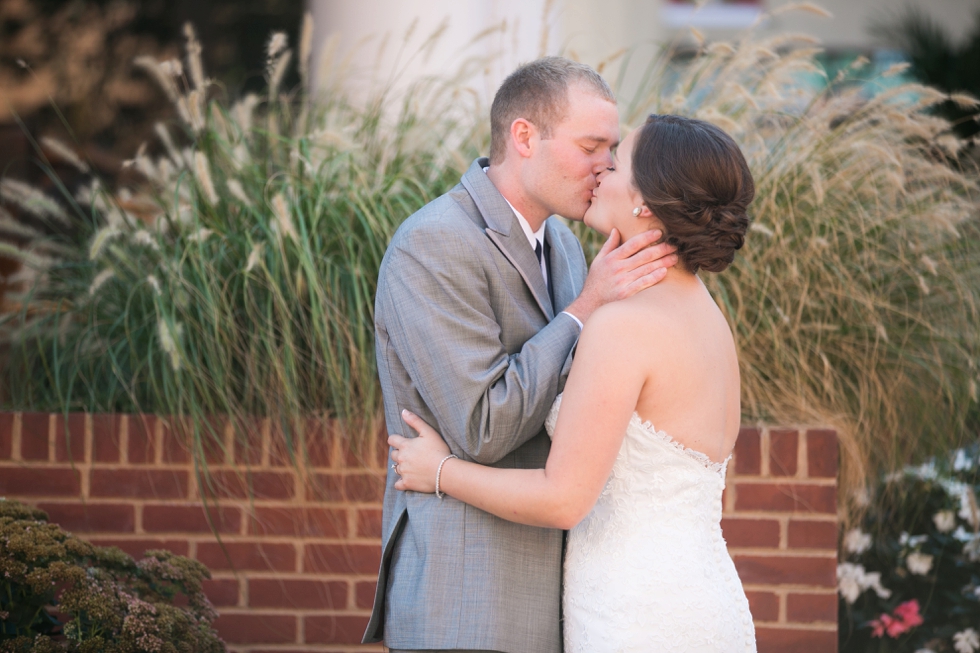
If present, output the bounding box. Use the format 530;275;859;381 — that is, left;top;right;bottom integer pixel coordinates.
377;222;580;465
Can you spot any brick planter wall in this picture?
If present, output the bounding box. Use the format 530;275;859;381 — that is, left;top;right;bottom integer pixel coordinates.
0;412;838;653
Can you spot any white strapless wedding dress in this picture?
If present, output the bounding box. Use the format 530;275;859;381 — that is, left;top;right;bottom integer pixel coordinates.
545;395;756;653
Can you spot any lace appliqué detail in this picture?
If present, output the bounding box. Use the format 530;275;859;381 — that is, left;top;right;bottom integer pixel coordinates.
629;412;731;477
546;394;756;653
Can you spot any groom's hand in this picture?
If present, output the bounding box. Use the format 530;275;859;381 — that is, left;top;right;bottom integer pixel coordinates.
565;228;678;324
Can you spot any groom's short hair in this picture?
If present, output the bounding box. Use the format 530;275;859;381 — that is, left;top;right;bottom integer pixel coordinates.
489;57;615;164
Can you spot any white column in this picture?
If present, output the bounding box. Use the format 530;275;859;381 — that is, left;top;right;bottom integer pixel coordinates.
307;0;559;100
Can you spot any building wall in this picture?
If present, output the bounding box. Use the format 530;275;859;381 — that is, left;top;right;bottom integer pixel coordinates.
0;411;838;653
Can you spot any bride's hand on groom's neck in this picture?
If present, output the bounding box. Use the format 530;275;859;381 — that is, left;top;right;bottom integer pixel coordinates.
564;229;678;323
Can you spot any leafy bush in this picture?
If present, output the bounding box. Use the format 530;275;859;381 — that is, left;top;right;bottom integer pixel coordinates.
838;445;980;652
0;499;224;652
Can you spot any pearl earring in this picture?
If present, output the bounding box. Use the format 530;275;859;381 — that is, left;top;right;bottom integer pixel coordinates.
632;207;642;217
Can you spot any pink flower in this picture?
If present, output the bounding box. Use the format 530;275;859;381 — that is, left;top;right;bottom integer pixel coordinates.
869;600;924;638
893;600;924;628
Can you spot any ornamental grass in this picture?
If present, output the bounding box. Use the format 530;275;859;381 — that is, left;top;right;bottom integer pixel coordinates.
1;7;979;518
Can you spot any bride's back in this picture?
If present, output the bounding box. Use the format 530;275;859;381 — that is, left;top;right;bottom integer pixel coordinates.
627;273;741;464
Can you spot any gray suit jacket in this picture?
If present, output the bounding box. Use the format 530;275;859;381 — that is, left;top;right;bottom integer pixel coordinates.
362;158;587;652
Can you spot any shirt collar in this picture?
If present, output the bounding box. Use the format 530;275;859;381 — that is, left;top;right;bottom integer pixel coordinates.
483;166;545;250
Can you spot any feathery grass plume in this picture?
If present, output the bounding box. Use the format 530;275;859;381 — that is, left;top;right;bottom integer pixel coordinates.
193;151;218;206
226;180;251;206
0;207;45;240
244;242;263;273
132;230;160;251
270;193;296;241
188;227;213;243
600;26;980;527
134;56;180;103
147;275;162;296
299;12;314;90
269;50;293;99
88;226;121;260
0;179;70;226
88;268;115;296
231;94;260;135
154;123;181;165
156;318;182;371
40;136;89;173
183;23;206;91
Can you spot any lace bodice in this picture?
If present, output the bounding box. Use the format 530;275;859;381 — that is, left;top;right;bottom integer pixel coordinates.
546;394;755;653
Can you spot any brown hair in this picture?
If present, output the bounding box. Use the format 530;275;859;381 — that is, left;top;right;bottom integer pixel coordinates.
489;56;615;164
631;114;755;273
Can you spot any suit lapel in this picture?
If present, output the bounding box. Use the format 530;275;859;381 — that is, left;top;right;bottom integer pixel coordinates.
461;159;554;321
544;219;578;315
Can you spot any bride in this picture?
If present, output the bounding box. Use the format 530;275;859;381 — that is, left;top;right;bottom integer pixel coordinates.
389;113;757;653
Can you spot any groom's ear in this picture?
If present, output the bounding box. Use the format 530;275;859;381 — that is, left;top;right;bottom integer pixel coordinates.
511;118;536;158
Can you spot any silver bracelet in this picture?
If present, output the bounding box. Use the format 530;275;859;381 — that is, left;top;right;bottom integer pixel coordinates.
435;454;458;499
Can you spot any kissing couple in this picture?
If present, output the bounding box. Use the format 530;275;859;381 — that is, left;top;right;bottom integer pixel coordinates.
362;56;757;653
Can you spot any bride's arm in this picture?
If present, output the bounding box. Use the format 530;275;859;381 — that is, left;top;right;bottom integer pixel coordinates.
390;302;647;529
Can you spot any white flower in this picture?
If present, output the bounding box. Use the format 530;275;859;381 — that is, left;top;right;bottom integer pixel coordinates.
934;510;956;533
958;487;979;529
844;528;872;555
905;551;933;575
899;532;929;548
837;562;891;604
954;449;973;472
907;461;938;480
954;628;980;653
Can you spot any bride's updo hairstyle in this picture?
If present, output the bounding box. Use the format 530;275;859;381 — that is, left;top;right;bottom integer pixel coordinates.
631;114;754;273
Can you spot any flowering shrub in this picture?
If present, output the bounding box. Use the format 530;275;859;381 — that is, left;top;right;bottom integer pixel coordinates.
839;445;980;652
0;499;224;652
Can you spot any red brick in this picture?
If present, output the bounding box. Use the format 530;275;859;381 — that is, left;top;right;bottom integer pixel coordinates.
734;483;836;514
0;413;12;460
213;613;296;644
788;520;837;549
52;414;86;463
268;420;298;468
356;509;382;538
233;416;265;466
196;541;296;572
128;415;156;464
249;579;348;610
745;590;779;622
304;544;381;575
249;507;346;538
787;592;837;623
344;473;385;502
143;504;241;534
199;470;295;501
756;626;837;653
0;466;81;496
20;412;50;460
91;414;121;463
806;429;838;479
734;427;761;475
90;469;187;499
203;578;240;607
345;438;378;469
38;502;135;533
722;518;780;548
734;555;836;587
304;416;333;468
304;615;370;645
158;417;191;463
355;580;377;609
87;538;189;558
769;429;798;477
307;473;344;501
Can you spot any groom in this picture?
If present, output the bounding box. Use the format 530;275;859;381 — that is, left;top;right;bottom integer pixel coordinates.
363;57;676;652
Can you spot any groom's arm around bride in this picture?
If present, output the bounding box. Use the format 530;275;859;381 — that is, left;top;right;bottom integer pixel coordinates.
363;57;676;653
